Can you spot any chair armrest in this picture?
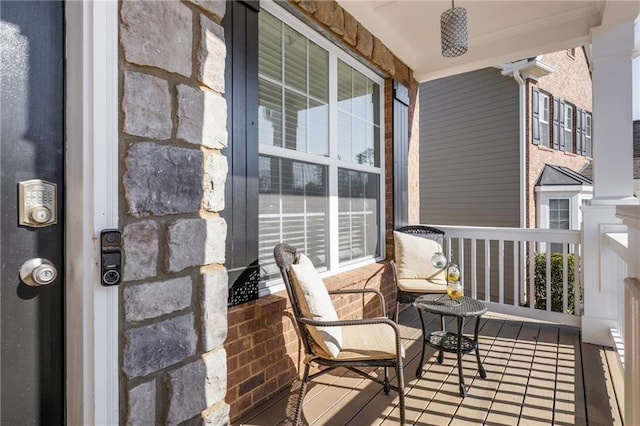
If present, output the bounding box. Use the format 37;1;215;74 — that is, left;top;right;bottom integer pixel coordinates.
389;260;398;280
328;288;387;317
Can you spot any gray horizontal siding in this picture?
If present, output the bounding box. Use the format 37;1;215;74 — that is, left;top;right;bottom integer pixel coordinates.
420;67;520;227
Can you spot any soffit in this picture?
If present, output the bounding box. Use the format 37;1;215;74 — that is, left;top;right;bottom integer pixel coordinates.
337;1;607;82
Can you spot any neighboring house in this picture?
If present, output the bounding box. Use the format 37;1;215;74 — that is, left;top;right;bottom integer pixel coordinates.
418;49;593;304
420;48;594;231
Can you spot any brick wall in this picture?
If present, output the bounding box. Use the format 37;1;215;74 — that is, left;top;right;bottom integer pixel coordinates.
225;0;418;421
119;1;230;424
525;48;592;228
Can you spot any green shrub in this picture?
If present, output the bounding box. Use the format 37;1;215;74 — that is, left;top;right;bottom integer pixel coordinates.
530;252;581;314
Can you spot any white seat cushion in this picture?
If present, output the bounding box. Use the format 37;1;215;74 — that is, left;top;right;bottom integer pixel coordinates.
290;254;342;358
394;231;446;283
397;278;446;293
336;323;404;360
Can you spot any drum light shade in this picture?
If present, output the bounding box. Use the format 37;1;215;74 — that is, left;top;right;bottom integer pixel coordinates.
440;2;468;57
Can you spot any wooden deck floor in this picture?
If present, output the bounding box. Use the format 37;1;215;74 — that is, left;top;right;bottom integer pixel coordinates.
235;308;624;426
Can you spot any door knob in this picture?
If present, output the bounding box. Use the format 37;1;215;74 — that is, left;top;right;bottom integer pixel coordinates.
19;258;57;286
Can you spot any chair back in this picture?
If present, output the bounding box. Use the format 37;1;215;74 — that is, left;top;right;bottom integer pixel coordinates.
273;243;316;357
395;225;444;241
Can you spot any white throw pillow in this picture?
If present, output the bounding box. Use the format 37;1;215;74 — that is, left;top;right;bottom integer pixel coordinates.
290;254;342;358
394;231;446;281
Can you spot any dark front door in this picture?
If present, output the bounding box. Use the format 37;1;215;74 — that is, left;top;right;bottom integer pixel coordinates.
1;1;65;423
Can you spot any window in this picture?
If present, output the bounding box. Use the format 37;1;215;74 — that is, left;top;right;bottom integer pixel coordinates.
549;199;570;253
584;113;592;157
564;104;574;152
258;5;383;285
533;89;550;147
539;93;550;147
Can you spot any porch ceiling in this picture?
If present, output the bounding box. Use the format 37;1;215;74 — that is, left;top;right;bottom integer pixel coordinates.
336;1;638;82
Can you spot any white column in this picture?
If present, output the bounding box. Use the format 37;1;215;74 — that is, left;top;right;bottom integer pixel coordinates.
581;14;638;345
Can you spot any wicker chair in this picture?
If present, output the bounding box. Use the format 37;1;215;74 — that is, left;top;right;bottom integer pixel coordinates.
274;243;405;425
391;225;447;323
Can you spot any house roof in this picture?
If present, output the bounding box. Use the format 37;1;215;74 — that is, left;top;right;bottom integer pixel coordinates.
536;164;593;186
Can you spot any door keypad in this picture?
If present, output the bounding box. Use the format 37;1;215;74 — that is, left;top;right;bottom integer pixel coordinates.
18;180;57;227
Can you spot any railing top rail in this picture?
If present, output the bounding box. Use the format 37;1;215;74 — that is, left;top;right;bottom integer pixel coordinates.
422;224;582;243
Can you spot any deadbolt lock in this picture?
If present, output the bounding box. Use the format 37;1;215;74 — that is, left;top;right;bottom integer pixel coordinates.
20;258;58;287
18;179;57;228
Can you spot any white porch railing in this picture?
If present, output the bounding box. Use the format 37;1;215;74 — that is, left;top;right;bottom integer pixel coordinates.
426;224;582;327
603;228;629;361
612;206;640;426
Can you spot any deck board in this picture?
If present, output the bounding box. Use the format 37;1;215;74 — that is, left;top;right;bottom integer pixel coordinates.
234;310;624;426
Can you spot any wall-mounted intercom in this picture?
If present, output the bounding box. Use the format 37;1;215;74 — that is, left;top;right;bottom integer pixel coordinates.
101;229;122;286
18;179;57;228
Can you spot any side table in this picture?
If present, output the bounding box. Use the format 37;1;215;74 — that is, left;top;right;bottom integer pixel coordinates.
414;295;487;397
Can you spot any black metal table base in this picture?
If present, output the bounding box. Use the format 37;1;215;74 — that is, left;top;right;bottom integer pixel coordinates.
416;306;486;396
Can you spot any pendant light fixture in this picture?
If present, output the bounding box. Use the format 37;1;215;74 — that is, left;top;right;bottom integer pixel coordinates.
440;0;468;57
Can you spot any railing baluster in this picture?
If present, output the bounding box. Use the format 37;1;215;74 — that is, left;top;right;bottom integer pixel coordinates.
563;244;568;314
499;239;504;305
575;244;581;315
485;239;490;302
471;238;477;300
546;249;552;312
529;241;535;310
458;237;465;294
513;240;518;306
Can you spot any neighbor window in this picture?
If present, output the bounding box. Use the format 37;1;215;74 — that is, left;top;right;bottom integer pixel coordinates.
538;92;550;147
564;104;574;152
549;199;570;253
257;6;383;285
584;113;592;157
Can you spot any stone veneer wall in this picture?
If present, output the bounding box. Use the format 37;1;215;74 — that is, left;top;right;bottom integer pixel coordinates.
224;0;419;421
525;48;593;228
119;1;230;424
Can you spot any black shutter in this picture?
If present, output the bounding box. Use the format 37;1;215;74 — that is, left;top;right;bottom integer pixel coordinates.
223;1;261;307
553;98;560;150
532;87;540;145
393;81;409;228
576;108;583;155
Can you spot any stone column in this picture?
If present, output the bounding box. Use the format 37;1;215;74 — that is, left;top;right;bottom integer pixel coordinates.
119;0;230;424
581;9;639;345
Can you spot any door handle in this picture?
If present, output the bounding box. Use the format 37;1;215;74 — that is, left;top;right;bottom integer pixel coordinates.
19;258;57;286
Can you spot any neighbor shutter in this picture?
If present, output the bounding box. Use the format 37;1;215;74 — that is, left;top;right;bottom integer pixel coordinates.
558;101;565;151
532;87;540;145
553;98;560;150
576;108;583;155
223;0;261;306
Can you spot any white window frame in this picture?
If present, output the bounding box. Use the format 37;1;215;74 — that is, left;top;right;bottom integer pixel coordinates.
539;92;550;147
259;1;386;293
564;103;574;151
535;185;593;246
536;186;592;254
